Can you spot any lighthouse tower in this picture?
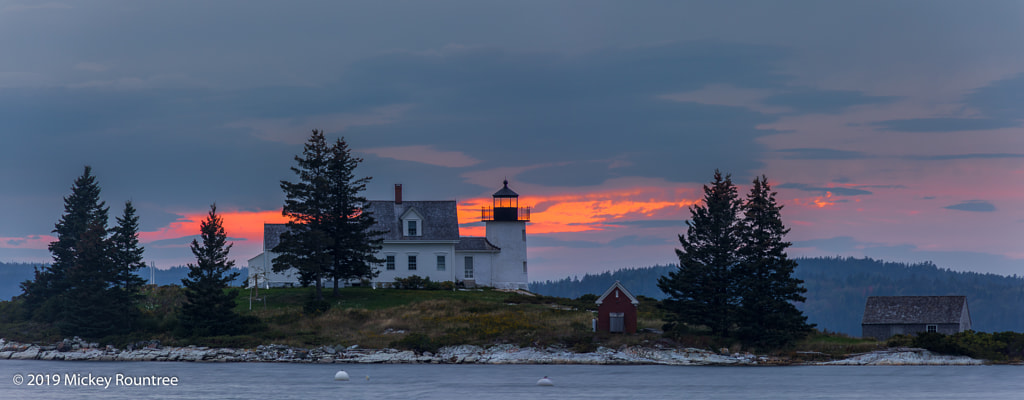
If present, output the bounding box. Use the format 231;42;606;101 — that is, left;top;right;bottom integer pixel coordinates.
483;180;530;290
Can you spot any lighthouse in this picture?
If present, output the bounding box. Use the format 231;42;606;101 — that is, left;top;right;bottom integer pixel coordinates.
482;180;530;290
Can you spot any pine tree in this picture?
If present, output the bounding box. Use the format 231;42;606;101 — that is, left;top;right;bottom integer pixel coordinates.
180;204;242;337
109;200;148;331
21;166;109;323
324;137;382;295
274;129;335;301
735;176;814;348
657;170;743;337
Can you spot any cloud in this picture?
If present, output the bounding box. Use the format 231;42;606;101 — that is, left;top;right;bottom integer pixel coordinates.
74;62;109;72
761;89;896;115
226;104;414;145
777;183;874;196
870;117;1018;132
907;153;1024;161
776;148;872;160
1;2;71;13
944;200;996;212
361;145;481;168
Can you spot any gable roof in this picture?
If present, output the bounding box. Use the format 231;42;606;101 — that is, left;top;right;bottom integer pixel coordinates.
263;200;459;249
862;296;969;325
364;200;459;241
595;281;639;306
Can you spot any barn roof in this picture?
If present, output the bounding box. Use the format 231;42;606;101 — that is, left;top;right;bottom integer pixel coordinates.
595;281;639;306
862;296;969;325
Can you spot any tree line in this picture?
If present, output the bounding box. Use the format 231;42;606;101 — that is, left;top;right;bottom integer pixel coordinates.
531;258;1024;336
14;166;250;339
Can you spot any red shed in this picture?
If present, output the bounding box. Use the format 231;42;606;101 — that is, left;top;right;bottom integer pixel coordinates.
595;281;639;333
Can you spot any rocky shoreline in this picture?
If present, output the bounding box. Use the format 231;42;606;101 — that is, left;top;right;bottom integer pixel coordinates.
0;337;984;366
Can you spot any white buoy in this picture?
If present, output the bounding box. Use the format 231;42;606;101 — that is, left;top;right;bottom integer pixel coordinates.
537;376;554;386
334;370;350;381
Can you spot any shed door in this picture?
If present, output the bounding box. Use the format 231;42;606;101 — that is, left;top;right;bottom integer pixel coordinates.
609;312;624;333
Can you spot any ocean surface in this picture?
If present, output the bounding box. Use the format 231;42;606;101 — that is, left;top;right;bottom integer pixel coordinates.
1;360;1022;399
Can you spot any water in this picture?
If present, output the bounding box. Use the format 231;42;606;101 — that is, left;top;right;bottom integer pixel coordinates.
1;360;1022;399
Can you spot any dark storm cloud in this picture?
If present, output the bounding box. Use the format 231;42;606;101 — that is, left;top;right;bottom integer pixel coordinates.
762;89;896;114
944;200;997;212
332;42;792;185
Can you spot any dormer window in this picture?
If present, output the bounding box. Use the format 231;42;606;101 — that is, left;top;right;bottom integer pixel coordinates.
400;208;423;237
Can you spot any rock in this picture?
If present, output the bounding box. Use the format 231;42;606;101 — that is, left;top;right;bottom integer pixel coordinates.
10;346;40;360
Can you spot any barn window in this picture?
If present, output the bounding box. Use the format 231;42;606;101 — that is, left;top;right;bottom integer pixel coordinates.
926;324;937;333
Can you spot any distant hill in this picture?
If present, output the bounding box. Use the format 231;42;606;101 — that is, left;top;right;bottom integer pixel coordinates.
530;257;1024;336
0;262;249;301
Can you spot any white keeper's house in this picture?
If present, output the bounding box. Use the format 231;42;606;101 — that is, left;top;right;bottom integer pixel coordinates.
247;181;530;290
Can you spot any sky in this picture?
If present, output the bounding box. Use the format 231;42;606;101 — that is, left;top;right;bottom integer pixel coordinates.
2;1;1023;282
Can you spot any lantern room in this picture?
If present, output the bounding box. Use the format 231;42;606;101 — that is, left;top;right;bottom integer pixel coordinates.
481;180;530;222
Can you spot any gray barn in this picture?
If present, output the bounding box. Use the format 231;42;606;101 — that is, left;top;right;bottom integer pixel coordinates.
861;296;972;340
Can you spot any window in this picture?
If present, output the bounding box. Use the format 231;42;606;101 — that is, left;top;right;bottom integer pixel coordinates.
522;229;526;241
437;255;446;271
386;255;395;270
407;220;418;236
464;256;474;279
523;261;527;274
408;255;417;270
926;324;938;333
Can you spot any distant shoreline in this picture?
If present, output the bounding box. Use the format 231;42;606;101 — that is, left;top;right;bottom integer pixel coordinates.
0;338;985;366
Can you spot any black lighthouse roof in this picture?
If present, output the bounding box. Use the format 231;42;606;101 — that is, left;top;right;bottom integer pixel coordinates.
493;180;519;198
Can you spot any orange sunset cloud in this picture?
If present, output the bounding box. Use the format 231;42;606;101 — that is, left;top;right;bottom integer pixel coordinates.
458;187;699;236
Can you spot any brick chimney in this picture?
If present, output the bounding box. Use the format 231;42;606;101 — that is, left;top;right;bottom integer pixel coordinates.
394;184;402;204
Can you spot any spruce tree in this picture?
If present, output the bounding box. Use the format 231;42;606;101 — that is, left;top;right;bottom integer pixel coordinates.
59;219;119;337
735;176;814;348
324;137;382;295
274;129;334;301
180;204;242;336
658;170;743;337
109;200;148;330
21;166;109;323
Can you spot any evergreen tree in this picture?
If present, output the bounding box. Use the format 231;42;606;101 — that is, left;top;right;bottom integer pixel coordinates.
657;170;743;337
274;130;382;300
180;204;242;336
324;137;382;295
735;176;813;348
59;219;119;337
21;166;109;323
109;200;148;330
274;129;335;301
